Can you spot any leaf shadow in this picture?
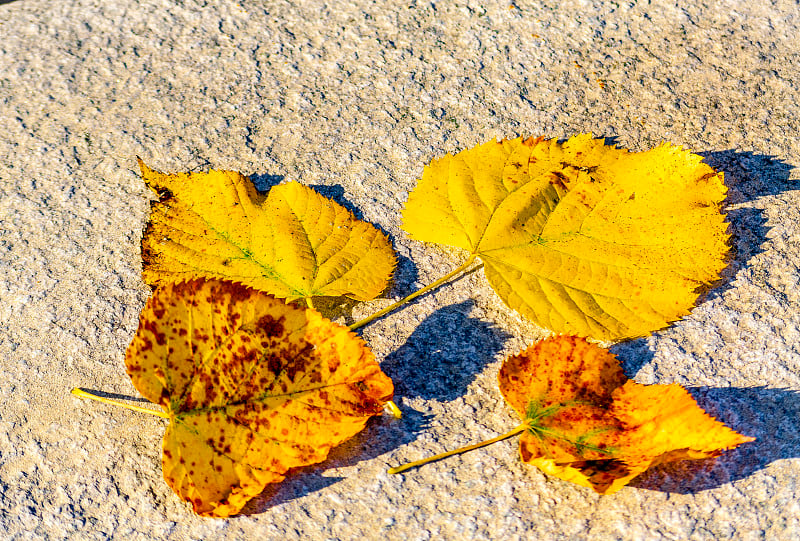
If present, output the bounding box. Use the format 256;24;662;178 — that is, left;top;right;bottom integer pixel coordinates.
249;173;285;193
244;408;432;512
382;300;512;401
698;150;796;302
76;388;152;404
387;252;420;302
243;301;509;513
613;150;795;377
630;386;800;493
609;340;656;379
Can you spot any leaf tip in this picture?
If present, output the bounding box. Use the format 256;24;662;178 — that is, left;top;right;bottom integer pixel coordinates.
136;156;156;178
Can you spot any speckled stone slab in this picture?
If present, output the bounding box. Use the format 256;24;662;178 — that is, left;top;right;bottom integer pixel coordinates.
1;0;799;538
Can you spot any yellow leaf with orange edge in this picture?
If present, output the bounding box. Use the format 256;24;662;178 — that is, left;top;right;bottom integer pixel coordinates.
139;160;396;302
125;279;393;517
401;135;729;340
498;335;753;494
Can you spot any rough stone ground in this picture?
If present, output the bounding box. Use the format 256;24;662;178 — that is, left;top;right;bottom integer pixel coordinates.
1;0;800;539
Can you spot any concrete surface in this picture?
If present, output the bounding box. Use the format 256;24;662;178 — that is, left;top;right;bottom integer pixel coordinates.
1;0;800;539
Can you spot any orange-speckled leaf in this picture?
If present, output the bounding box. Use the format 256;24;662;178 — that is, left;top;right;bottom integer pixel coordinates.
498;336;753;494
125;279;393;517
139;160;395;302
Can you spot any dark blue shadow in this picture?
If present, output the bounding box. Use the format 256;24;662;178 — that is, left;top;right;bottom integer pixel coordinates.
631;386;800;493
613;150;795;377
382;300;511;401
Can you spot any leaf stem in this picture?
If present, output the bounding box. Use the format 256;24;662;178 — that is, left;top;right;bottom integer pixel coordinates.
386;400;402;419
387;424;526;474
71;387;168;419
350;255;479;331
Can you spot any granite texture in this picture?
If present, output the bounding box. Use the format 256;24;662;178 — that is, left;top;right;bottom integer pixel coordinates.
1;0;799;539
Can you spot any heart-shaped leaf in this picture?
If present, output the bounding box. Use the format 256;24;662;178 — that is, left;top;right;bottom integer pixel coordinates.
402;136;729;339
125;279;394;517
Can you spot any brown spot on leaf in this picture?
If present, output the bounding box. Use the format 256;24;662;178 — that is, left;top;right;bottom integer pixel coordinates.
257;315;285;337
124;278;392;517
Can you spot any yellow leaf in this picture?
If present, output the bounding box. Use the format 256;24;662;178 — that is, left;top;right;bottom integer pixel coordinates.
139;160;396;301
125;279;394;517
402;135;729;339
498;336;753;494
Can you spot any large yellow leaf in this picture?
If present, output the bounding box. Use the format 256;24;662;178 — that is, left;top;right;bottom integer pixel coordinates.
139;160;396;301
499;336;753;494
125;279;393;517
402;135;729;339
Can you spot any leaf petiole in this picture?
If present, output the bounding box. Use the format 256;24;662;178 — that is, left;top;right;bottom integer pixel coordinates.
387;424;526;474
71;387;168;418
386;400;402;419
350;255;480;331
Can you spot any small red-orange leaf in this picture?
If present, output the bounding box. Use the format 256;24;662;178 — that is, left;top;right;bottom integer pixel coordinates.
125;279;393;517
499;336;753;494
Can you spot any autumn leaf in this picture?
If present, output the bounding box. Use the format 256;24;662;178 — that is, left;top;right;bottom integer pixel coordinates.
139;160;396;302
389;335;752;493
401;135;729;340
498;336;753;494
124;279;393;517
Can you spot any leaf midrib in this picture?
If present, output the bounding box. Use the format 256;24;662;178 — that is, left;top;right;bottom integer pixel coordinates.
173;379;374;419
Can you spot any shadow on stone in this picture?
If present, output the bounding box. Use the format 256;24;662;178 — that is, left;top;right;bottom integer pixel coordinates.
699;150;795;302
249;173;285;193
387;252;420;302
245;301;509;511
613;150;795;378
609;340;656;379
74;388;152;404
631;386;800;493
246;408;432;512
381;300;511;402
